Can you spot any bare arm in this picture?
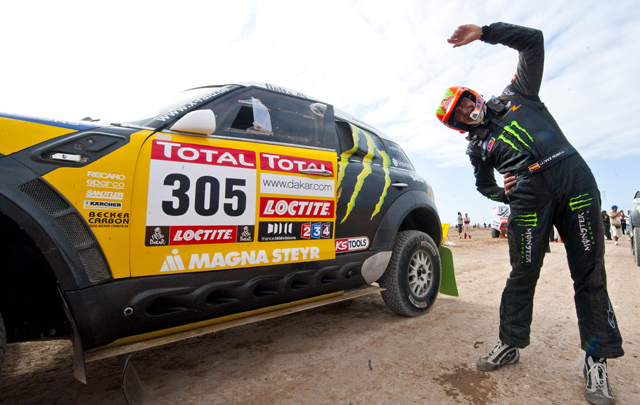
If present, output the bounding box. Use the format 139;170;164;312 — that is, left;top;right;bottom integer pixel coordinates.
447;24;482;48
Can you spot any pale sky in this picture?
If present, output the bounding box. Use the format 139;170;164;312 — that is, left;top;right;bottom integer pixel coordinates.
1;0;638;225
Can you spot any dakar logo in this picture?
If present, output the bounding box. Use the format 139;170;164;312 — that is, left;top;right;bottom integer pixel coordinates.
149;227;166;245
496;121;534;153
238;226;253;242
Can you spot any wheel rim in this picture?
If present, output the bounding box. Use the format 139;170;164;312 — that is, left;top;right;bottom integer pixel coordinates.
408;248;433;298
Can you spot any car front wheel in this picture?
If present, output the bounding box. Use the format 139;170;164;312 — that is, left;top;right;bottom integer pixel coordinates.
379;230;441;317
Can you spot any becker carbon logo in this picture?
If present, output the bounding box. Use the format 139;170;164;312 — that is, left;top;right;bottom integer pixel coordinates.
335;237;369;253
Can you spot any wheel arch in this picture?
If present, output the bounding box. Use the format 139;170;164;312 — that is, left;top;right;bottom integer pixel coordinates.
0;158;113;291
370;190;442;252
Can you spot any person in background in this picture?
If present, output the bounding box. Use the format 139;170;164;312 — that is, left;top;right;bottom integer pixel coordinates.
464;213;471;238
610;206;623;246
437;22;623;405
620;210;627;235
457;212;464;239
626;210;632;234
602;210;612;240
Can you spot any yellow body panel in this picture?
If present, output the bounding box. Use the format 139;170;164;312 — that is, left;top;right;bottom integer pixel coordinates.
0;116;79;155
43;130;154;279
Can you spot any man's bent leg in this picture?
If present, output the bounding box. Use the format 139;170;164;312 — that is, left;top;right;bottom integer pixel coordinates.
498;201;554;348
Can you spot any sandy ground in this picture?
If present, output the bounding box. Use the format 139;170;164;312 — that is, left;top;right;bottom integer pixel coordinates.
1;227;639;405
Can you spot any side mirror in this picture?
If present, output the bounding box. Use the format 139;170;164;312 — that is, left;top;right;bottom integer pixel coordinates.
170;110;216;135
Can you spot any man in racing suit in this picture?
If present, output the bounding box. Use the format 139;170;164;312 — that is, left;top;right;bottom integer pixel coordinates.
436;23;623;405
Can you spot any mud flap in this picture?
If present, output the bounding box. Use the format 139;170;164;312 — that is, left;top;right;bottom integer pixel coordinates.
118;354;145;405
438;246;458;297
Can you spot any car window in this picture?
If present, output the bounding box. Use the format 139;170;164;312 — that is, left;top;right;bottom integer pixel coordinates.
208;88;328;148
334;120;386;165
380;139;414;171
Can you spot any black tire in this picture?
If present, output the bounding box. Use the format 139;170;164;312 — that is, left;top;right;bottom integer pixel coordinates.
633;227;640;267
0;311;5;375
491;228;500;238
379;231;441;317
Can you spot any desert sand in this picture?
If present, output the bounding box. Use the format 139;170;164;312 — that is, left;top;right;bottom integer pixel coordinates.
1;227;638;404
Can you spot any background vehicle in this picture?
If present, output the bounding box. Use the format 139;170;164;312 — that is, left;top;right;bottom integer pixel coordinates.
631;190;640;266
0;83;456;385
491;205;509;238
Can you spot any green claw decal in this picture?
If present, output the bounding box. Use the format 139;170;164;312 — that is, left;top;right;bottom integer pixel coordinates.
513;212;538;227
342;127;375;223
497;120;533;152
569;193;594;211
371;149;391;219
337;126;360;190
339;123;391;223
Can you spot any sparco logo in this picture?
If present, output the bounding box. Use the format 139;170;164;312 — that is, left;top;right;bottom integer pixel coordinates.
335;237;369;253
578;212;592;251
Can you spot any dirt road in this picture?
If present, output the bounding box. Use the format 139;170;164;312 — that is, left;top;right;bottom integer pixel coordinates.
1;227;638;404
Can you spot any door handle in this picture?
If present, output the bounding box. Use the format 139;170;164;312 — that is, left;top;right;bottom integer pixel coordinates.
392;182;409;188
299;169;333;177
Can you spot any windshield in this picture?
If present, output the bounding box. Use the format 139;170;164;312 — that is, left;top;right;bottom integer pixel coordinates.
109;85;238;128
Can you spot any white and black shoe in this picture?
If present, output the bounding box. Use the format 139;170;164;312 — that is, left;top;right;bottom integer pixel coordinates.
477;339;519;371
584;356;615;405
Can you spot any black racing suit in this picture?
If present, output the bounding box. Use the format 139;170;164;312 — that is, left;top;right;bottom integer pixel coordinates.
466;23;623;358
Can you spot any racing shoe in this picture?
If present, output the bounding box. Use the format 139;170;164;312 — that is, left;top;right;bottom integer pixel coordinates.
584;356;615;405
477;339;519;371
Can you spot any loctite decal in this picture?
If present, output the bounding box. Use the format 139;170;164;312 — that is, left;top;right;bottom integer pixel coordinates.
260;197;334;219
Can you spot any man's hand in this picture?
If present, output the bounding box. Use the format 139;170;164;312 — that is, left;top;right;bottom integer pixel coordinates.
447;24;482;48
503;172;517;197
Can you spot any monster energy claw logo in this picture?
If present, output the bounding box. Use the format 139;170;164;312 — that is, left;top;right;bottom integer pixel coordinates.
569;193;593;212
497;121;534;153
338;123;391;223
513;213;537;227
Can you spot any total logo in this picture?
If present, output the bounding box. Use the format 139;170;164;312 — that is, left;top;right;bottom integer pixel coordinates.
335;237;369;253
260;153;334;175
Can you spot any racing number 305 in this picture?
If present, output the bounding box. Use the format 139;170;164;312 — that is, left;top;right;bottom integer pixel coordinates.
162;174;247;217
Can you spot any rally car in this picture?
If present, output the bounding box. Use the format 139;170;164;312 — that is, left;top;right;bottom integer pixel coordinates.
631;190;640;266
0;83;456;384
491;205;509;238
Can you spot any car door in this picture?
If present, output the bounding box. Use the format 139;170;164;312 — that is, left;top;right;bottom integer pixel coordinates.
129;88;339;277
333;120;409;253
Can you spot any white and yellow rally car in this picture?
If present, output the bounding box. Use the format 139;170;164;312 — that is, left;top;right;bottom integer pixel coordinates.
0;83;456;383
